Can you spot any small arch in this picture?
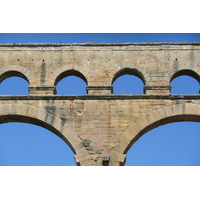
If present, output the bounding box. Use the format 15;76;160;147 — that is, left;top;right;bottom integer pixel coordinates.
0;77;29;95
170;69;200;94
112;68;145;85
0;71;30;95
170;69;200;83
112;68;145;94
0;70;29;84
54;69;88;86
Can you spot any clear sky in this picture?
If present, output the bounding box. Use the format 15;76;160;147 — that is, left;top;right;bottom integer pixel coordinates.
0;33;200;166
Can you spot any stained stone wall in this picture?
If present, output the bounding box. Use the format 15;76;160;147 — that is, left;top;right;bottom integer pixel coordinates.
0;43;200;165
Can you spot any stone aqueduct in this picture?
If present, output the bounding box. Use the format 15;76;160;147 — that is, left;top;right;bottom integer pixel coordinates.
0;42;200;166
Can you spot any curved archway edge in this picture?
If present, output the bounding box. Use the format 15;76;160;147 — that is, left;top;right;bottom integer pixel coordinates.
0;103;88;165
52;66;88;86
0;65;32;84
113;103;200;165
170;69;200;84
112;67;146;85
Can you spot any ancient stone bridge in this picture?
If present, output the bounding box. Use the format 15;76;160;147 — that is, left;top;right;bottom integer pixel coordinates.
0;42;200;165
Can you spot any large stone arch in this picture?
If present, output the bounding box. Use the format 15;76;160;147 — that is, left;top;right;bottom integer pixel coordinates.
113;103;200;166
0;103;90;165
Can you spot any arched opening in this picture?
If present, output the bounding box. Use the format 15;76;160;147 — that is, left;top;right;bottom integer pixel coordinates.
0;112;76;152
0;70;29;84
112;68;145;94
170;70;200;94
125;121;200;166
0;122;75;166
55;70;87;95
0;71;29;95
0;110;77;165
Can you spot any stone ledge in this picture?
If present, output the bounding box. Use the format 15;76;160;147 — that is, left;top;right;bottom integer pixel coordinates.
0;42;199;47
86;86;113;94
144;85;172;94
28;86;56;91
0;94;200;100
28;86;57;95
144;85;172;90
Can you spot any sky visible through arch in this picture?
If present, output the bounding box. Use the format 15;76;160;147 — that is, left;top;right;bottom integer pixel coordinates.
0;33;200;166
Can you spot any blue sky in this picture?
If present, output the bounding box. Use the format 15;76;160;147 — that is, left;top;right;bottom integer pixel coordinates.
0;33;200;44
0;33;200;166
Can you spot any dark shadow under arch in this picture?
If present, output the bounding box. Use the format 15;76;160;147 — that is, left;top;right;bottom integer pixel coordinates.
0;70;30;84
112;68;145;85
54;69;88;86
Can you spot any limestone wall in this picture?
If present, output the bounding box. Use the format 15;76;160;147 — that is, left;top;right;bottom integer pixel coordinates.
0;43;200;165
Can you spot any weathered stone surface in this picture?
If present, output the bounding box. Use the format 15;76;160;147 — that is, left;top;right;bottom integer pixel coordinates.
0;43;199;165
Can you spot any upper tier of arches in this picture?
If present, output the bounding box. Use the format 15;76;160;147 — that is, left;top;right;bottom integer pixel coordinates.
0;66;199;95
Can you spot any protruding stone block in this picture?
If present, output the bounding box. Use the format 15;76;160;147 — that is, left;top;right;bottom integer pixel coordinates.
82;139;91;147
102;156;110;166
29;86;56;95
144;85;172;94
86;86;113;94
